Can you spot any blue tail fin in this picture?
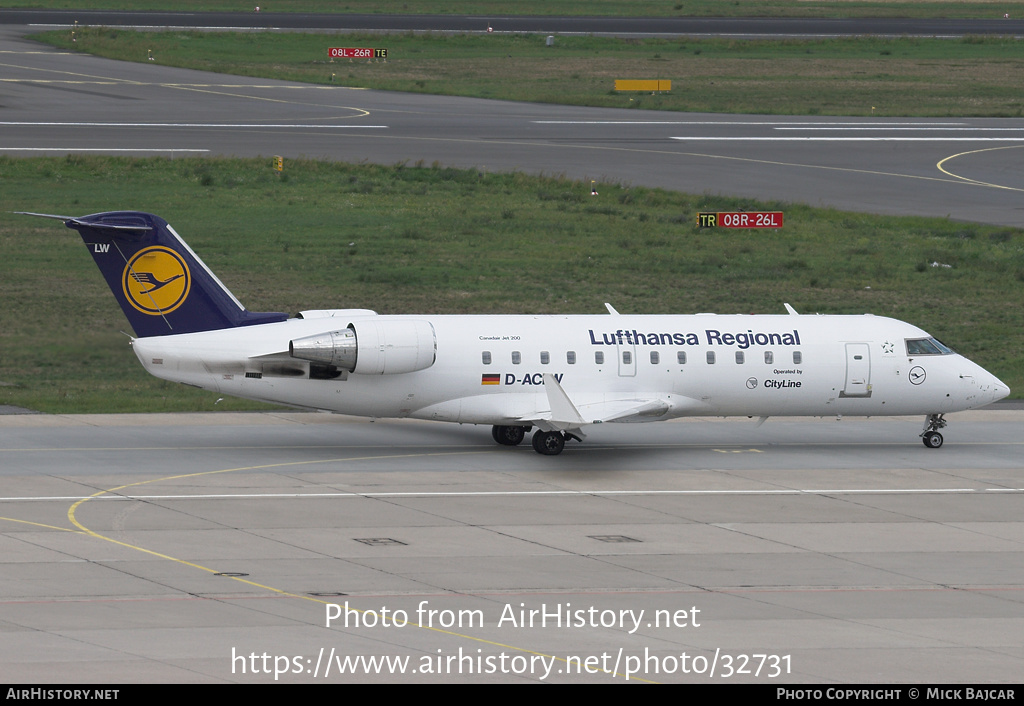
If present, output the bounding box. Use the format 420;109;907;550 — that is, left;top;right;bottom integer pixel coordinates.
28;211;287;337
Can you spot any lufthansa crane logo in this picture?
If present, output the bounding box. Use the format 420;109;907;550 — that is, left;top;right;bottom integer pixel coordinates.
122;246;190;315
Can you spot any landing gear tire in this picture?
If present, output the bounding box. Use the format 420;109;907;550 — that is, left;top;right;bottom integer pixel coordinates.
921;413;947;449
532;430;565;456
491;425;526;446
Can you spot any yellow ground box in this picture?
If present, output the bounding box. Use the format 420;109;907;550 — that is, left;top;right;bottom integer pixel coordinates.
614;80;671;92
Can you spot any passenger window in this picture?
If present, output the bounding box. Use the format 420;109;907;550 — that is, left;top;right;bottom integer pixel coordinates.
793;351;802;365
540;351;550;365
567;351;576;365
650;351;660;365
482;351;491;365
512;351;521;365
707;351;716;365
735;351;744;364
764;351;773;365
595;351;604;365
622;351;632;365
677;351;687;365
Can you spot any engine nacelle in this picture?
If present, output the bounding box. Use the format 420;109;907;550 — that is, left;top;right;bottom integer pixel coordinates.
289;319;436;375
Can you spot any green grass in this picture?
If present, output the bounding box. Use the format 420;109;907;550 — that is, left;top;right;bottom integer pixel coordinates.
5;0;1023;19
1;156;1021;412
33;30;1024;117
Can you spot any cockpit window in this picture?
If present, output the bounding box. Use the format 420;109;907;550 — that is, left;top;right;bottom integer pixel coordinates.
905;337;954;356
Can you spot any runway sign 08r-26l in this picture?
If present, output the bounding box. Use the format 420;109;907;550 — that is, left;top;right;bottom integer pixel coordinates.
697;212;784;228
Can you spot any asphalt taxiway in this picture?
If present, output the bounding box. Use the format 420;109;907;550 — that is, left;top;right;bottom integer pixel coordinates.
2;411;1022;683
4;9;1024;37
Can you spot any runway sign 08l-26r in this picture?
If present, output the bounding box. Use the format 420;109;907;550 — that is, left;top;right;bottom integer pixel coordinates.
328;47;388;59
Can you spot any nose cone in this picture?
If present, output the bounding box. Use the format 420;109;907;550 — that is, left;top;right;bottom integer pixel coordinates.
976;368;1010;406
958;356;1010;408
990;379;1011;404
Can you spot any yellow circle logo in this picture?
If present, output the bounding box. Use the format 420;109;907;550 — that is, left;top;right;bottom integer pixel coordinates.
122;247;190;316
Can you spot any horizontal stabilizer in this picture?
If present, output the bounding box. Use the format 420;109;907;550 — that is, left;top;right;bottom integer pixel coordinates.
15;211;75;221
67;217;153;233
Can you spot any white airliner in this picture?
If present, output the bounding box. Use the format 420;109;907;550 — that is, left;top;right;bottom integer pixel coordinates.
20;211;1010;455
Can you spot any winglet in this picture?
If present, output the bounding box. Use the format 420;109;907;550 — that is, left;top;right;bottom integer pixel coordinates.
543;373;586;429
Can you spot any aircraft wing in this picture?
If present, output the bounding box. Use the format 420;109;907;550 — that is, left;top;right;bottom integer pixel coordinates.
517;373;682;433
580;397;673;422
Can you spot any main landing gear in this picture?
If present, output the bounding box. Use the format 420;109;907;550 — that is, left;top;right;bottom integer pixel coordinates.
531;430;565;456
490;425;579;456
920;413;947;448
491;424;527;446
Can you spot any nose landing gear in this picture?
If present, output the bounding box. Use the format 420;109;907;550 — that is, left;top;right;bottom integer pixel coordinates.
921;413;946;448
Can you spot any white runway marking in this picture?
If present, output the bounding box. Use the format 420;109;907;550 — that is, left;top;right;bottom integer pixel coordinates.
0;122;387;129
0;147;209;152
533;121;969;126
775;127;1024;132
0;50;75;55
671;136;1024;142
5;487;1022;502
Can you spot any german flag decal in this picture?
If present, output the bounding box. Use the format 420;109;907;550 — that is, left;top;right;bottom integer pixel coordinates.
481;374;501;385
